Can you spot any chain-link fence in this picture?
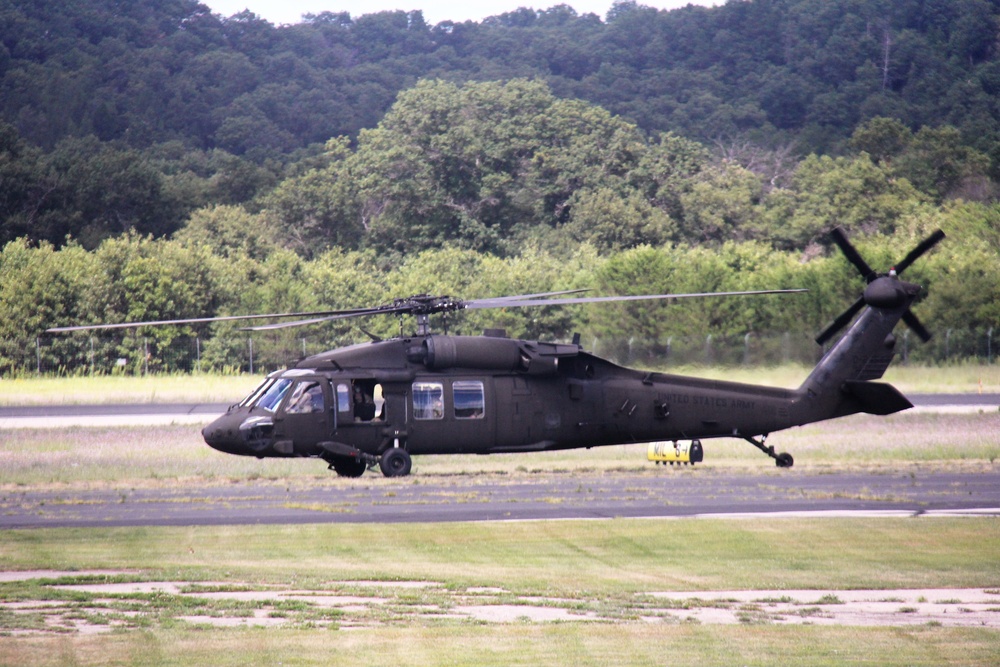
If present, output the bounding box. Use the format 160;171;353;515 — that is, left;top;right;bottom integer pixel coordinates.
8;327;996;377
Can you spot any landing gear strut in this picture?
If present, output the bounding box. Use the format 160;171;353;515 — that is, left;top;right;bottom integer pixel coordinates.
741;434;794;468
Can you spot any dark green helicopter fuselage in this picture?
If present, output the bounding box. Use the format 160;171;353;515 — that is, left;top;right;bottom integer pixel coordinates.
202;273;916;478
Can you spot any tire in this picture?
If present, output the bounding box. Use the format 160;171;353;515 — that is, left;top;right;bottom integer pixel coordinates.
775;452;794;468
331;456;367;478
379;448;412;477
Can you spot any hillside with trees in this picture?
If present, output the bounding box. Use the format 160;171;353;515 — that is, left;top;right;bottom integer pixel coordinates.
0;0;997;373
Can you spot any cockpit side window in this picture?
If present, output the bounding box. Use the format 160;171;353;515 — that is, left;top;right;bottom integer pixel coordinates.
285;381;325;414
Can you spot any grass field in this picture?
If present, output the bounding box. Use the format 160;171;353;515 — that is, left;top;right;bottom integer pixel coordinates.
1;368;998;665
0;519;998;665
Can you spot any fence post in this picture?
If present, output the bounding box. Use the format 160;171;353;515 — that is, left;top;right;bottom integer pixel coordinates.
36;337;41;375
988;328;994;364
248;337;254;375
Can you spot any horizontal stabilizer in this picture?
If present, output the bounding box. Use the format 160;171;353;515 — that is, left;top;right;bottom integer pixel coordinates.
842;381;913;416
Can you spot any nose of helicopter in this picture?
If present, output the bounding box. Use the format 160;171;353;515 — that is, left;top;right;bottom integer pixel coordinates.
202;412;251;456
202;408;277;456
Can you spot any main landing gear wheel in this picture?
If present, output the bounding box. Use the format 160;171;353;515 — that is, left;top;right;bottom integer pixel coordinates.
379;448;412;477
775;452;794;468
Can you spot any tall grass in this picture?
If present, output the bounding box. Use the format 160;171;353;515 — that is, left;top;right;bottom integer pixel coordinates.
1;363;997;406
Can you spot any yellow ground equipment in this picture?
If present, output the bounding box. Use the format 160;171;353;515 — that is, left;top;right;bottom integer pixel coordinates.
648;440;703;465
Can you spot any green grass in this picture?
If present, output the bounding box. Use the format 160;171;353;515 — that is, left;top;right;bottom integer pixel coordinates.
1;519;996;591
1;625;995;667
0;374;255;406
0;519;998;665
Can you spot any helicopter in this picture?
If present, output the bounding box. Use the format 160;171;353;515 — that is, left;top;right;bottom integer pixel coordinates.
49;227;944;478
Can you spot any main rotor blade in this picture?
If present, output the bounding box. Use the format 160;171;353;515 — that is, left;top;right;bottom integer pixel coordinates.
242;311;390;331
465;288;808;310
46;306;390;333
244;289;806;331
830;227;877;282
893;229;945;275
815;296;865;345
473;289;590;303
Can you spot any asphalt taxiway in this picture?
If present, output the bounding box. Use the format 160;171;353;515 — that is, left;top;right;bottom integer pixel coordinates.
3;468;998;529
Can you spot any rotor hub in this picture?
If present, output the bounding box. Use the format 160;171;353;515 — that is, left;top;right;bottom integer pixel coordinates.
863;276;920;310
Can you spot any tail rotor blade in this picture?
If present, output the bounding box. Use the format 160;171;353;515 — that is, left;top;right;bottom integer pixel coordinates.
830;227;877;282
815;296;865;345
894;229;946;275
902;311;932;342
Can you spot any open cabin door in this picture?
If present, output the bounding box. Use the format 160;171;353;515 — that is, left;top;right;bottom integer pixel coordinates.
330;378;386;453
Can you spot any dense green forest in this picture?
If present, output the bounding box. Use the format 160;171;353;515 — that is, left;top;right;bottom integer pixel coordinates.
0;0;998;373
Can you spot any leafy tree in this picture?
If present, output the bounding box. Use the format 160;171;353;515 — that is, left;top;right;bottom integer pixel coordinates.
0;239;92;373
79;233;224;371
761;153;929;248
173;204;278;260
894;125;992;201
848;116;912;164
562;187;675;250
678;162;763;244
284;78;670;256
261;137;362;256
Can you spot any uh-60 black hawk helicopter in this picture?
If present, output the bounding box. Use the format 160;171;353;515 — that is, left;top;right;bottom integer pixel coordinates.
50;227;944;478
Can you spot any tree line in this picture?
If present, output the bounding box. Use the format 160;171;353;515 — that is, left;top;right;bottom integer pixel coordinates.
3;208;996;374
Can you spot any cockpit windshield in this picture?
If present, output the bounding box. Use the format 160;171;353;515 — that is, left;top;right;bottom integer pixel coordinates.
239;378;275;408
253;378;293;412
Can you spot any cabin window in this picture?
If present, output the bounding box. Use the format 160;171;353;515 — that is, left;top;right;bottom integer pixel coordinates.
336;383;351;413
412;382;444;420
256;378;292;412
453;380;485;419
285;381;324;414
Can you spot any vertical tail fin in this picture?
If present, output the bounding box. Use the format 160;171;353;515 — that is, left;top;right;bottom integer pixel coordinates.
793;228;943;423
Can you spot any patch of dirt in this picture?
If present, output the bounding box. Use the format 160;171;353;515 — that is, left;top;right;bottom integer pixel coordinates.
2;571;999;635
647;588;1000;627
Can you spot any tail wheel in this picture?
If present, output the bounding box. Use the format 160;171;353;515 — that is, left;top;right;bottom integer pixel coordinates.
379;448;412;477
